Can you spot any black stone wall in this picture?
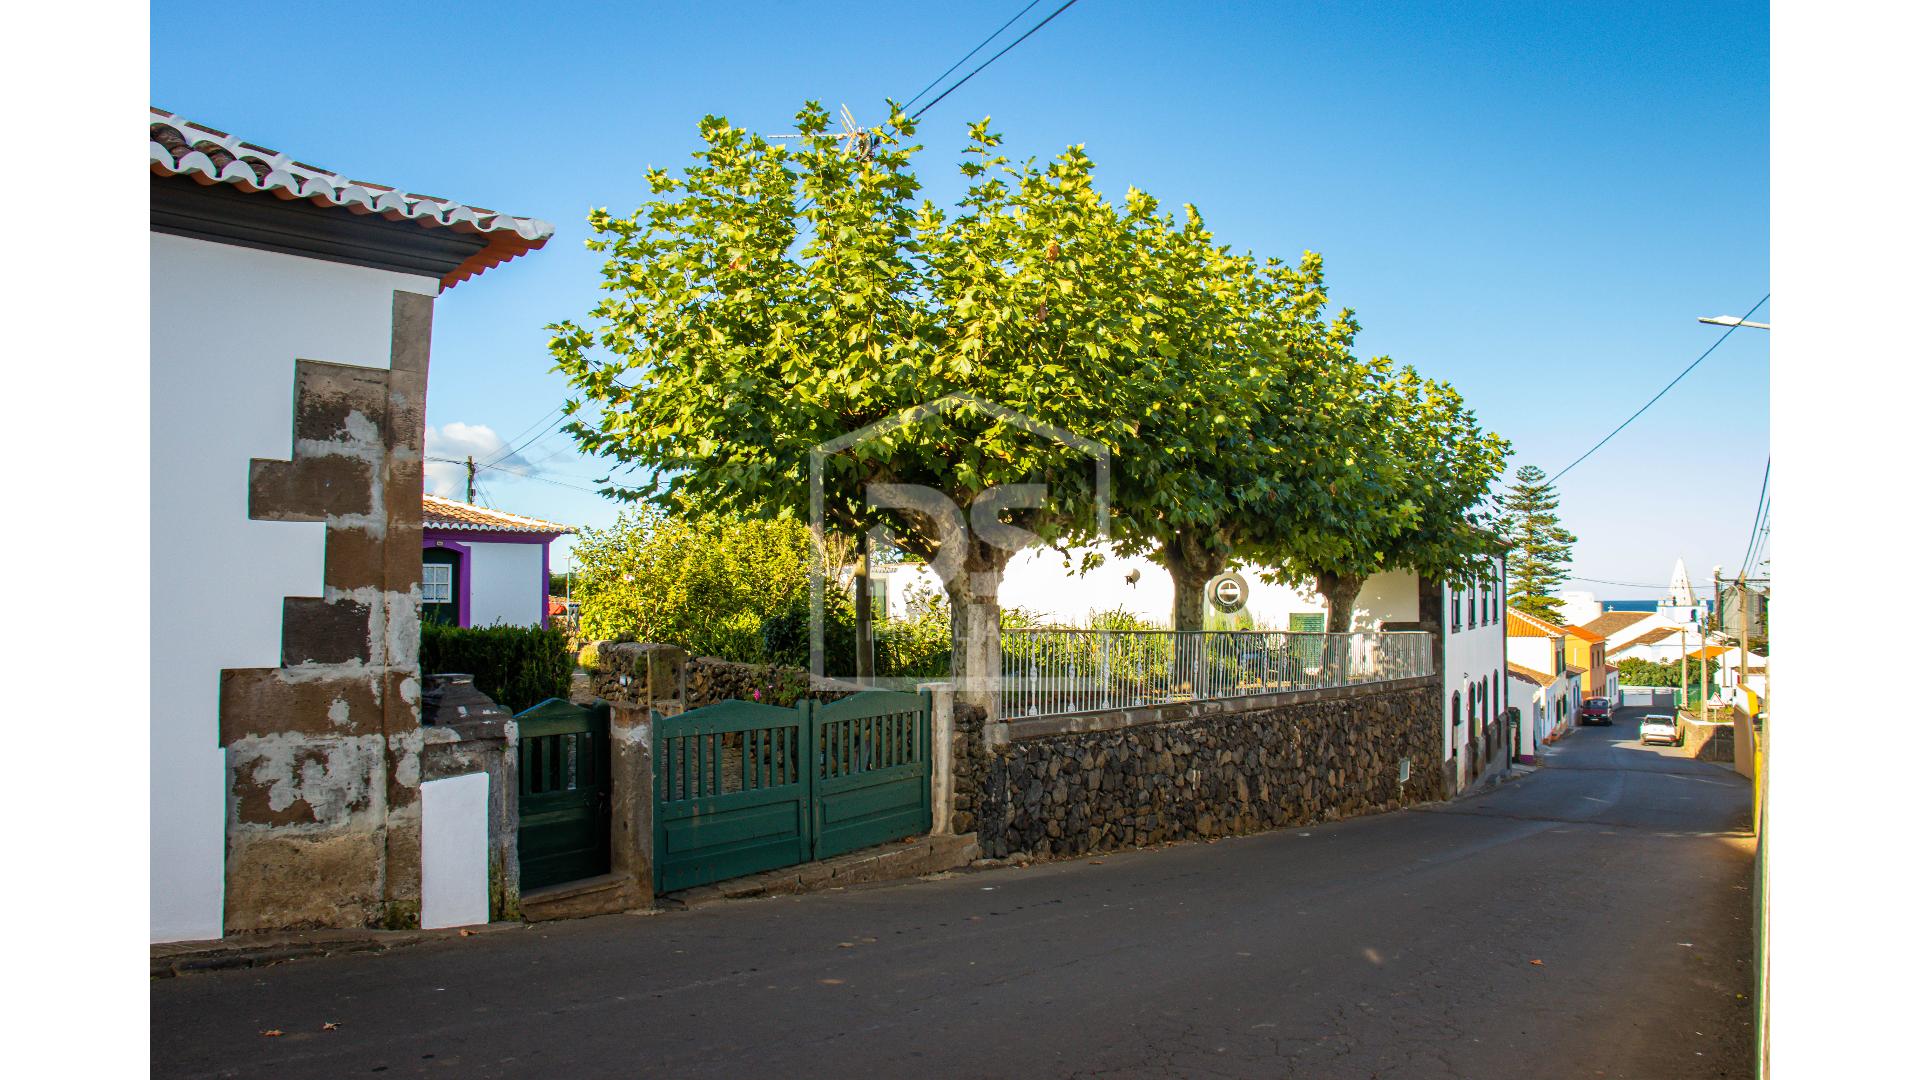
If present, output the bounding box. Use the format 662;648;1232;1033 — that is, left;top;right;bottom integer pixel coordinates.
971;679;1443;860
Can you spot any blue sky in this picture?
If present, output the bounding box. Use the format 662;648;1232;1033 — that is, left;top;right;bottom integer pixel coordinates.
152;0;1768;596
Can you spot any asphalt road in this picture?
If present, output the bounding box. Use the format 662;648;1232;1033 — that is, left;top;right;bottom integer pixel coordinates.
152;706;1756;1079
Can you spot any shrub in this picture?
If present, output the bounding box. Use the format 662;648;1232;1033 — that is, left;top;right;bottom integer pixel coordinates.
420;623;573;714
1617;656;1719;689
572;508;818;664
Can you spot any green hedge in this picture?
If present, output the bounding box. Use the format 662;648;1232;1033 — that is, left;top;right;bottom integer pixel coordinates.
420;623;573;715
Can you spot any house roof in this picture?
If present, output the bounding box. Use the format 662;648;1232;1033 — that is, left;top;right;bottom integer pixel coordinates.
1564;662;1589;674
150;108;553;288
1686;645;1734;662
1579;611;1652;639
1506;610;1566;638
1563;623;1605;643
1506;663;1553;687
423;494;573;535
1617;626;1680;651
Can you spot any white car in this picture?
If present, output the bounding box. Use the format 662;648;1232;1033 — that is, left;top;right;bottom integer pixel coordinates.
1640;713;1681;746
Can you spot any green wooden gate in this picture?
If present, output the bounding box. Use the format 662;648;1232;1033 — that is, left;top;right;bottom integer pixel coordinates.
652;689;931;893
516;698;612;892
813;690;933;860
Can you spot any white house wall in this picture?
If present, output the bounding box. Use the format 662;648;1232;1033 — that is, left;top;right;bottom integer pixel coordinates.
882;543;1389;629
150;233;439;942
466;540;546;627
1441;568;1509;788
1507;636;1559;675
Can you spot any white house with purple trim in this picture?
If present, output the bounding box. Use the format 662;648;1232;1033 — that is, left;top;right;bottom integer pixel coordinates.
422;494;573;628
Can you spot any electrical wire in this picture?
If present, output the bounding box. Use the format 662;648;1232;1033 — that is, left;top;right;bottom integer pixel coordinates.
908;0;1083;121
1738;459;1770;578
427;455;614;496
790;0;1083;215
482;408;573;469
900;0;1045;113
1549;292;1769;484
482;402;566;465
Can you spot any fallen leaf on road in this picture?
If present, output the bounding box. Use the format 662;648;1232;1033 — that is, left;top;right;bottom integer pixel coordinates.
1089;860;1104;865
322;1022;340;1032
1529;959;1545;966
818;978;844;986
260;1030;284;1038
459;929;476;937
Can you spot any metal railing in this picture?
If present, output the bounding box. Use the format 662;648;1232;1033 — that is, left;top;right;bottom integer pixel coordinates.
998;629;1433;720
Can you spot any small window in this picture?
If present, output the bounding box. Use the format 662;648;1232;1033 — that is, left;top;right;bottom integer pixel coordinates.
423;563;453;604
1482;585;1491;624
1468;583;1477;628
1451;589;1462;631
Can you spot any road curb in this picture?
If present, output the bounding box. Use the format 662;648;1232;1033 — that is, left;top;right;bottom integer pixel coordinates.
150;922;524;979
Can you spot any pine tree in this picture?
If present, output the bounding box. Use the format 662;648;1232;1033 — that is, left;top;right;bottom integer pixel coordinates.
1496;465;1577;622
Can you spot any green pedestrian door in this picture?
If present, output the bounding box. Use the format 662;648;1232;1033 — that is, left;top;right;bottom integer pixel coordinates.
652;690;932;893
516;699;612;892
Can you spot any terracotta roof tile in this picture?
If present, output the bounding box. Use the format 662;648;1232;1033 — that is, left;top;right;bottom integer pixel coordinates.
1617;626;1679;651
1506;610;1566;637
423;493;573;534
1506;663;1554;686
150;107;553;288
1563;624;1604;643
1580;611;1654;638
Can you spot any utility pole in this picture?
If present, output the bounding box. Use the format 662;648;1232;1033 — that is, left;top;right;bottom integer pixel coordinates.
1679;626;1689;715
466;455;476;504
1737;573;1750;710
1701;623;1710;713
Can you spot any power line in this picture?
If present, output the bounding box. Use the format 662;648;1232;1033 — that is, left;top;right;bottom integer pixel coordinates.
1549;292;1768;485
788;0;1084;215
908;0;1083;121
427;455;610;496
483;407;573;469
484;402;566;463
1738;458;1770;577
900;0;1045;113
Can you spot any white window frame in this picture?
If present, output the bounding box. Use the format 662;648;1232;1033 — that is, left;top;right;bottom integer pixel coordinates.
423;562;454;605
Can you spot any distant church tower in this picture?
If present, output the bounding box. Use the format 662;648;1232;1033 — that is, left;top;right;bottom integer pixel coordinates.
1666;558;1696;606
1659;557;1705;628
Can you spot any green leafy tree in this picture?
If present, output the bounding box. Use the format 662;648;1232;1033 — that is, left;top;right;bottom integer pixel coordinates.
1105;210;1353;632
570;508;824;662
1497;465;1577;622
551;105;1160;711
1262;354;1510;632
1616;656;1718;688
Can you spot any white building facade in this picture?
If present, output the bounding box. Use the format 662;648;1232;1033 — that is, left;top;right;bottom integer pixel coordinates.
422;495;572;630
150;109;549;941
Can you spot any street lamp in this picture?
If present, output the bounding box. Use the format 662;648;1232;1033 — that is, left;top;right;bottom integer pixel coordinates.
1699;315;1770;330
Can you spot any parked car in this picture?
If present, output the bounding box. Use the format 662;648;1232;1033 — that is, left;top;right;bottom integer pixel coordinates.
1578;697;1612;725
1639;713;1681;747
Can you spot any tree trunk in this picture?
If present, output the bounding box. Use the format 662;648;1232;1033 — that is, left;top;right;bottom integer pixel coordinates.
1316;571;1364;632
940;538;1012;720
1316;571;1365;684
1163;531;1229;633
1164;532;1230;697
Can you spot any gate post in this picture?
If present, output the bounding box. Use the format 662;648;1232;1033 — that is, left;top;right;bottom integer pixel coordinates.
920;682;956;835
596;642;689;909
